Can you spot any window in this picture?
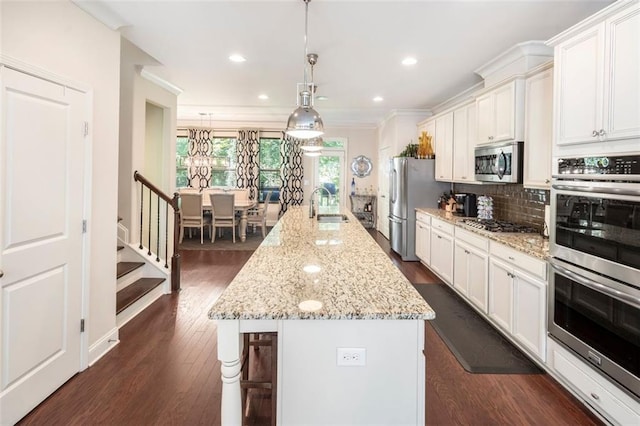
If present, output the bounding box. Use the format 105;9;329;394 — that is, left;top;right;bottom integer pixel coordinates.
176;136;189;187
258;137;281;203
209;137;237;187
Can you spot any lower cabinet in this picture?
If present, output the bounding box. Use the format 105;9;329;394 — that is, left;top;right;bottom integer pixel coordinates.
415;213;431;265
454;240;488;313
488;255;547;361
430;228;454;284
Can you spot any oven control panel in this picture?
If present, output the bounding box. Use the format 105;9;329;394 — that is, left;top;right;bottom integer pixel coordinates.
558;154;640;176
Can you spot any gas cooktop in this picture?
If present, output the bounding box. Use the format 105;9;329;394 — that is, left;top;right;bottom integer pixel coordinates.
463;219;539;233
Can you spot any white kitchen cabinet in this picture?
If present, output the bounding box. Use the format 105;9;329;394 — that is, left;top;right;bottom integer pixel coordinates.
475;79;525;145
454;240;489;313
551;1;640;146
434;112;453;181
524;67;553;189
489;242;547;361
548;338;640;425
430;218;454;285
415;212;431;265
488;258;514;332
452;102;477;183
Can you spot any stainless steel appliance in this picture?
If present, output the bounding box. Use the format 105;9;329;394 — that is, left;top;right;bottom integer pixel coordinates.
474;141;523;183
549;153;640;402
454;193;477;217
389;158;448;261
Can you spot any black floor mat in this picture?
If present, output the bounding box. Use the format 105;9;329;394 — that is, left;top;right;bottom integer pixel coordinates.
414;283;543;374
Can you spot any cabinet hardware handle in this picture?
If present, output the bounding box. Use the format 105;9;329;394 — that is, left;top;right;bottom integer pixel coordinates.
598;129;606;137
508;256;515;260
545;179;550;184
590;393;600;401
464;250;470;254
437;235;442;239
462;176;467;179
0;269;3;278
489;136;494;140
592;130;598;137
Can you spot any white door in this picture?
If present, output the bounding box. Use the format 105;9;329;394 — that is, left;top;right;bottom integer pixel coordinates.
513;270;547;360
434;112;453;181
493;82;515;143
467;248;488;314
475;93;494;144
488;258;514;333
524;69;553;189
453;242;469;296
0;67;87;424
377;146;391;238
313;150;345;209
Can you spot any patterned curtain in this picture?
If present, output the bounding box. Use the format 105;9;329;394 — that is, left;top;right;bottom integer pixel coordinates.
279;132;304;216
187;128;212;188
236;130;260;200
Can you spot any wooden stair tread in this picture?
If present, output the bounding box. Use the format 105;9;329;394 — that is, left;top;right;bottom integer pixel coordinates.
117;261;144;279
116;278;165;314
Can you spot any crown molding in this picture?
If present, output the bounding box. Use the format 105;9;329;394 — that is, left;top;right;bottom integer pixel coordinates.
139;67;183;95
71;0;128;30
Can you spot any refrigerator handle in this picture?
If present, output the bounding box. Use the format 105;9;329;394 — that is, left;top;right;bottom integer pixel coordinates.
390;169;397;204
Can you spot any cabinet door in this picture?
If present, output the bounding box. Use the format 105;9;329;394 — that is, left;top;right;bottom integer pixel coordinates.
603;4;640;141
476;93;494;144
493;82;516;143
453;241;469;296
435;112;453;181
488;258;513;332
453;104;476;182
431;228;454;284
467;247;489;314
513;270;547;361
555;24;605;145
377;146;391;238
524;69;553;189
415;221;430;265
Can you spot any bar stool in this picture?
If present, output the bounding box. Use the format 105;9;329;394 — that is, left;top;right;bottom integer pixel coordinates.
240;332;277;426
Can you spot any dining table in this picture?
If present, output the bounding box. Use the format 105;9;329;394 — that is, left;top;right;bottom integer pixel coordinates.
202;195;257;242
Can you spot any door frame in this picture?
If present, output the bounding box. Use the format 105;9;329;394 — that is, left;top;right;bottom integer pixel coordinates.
0;54;92;371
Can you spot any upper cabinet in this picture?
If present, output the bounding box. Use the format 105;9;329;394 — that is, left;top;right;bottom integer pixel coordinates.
550;1;640;146
476;79;525;145
524;67;553;189
435;112;454;181
453;102;477;183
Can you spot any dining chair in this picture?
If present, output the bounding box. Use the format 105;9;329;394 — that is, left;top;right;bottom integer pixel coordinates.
246;190;272;239
179;192;211;244
210;193;236;243
227;188;250;203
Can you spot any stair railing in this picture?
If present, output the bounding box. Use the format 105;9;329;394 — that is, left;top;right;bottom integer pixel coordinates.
133;171;181;291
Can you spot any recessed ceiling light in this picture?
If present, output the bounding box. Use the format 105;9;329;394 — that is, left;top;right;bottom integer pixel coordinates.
316;95;328;101
229;54;246;63
402;57;417;66
373;96;384;102
258;94;269;100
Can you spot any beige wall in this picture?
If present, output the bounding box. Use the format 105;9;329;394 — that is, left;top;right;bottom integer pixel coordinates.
1;1;121;352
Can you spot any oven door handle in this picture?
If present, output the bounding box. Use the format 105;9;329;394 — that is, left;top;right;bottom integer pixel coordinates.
551;183;640;197
549;259;640;309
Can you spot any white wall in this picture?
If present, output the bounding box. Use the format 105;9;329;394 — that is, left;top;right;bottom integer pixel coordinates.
119;38;177;241
1;1;121;349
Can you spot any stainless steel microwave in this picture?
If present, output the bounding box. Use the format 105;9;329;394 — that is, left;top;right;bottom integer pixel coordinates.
474;141;523;183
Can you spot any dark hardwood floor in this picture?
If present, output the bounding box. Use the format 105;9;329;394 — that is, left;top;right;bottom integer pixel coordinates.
19;233;601;425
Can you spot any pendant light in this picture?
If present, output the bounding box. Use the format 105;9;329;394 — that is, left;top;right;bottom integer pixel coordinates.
285;0;324;140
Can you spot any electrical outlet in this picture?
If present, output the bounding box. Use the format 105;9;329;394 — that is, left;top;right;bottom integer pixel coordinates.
337;347;366;366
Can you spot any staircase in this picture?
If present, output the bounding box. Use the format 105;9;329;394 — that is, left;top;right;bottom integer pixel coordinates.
116;227;169;328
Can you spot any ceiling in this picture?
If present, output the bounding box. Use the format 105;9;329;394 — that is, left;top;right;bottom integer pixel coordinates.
76;0;613;127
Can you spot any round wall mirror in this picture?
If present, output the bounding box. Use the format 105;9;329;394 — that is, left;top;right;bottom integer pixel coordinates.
351;155;372;177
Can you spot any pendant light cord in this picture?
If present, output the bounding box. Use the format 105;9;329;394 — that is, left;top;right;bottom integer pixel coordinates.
303;0;309;88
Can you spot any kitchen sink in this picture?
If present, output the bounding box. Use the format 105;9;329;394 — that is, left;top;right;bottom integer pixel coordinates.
317;214;349;223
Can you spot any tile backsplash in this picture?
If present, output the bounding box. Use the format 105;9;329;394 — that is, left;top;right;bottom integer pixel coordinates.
455;183;549;230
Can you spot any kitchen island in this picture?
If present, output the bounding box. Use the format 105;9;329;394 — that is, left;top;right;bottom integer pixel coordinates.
208;206;434;425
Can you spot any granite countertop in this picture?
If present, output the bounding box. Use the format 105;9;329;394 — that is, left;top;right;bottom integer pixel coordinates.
209;206;435;321
416;207;549;259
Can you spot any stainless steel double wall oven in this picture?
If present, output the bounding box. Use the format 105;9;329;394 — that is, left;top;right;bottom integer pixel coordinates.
549;154;640;402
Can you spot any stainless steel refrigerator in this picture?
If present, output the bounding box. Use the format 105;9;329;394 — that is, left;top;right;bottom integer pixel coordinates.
389;158;449;261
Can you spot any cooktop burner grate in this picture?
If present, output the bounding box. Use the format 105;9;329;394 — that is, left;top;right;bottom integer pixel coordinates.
463;219;539;233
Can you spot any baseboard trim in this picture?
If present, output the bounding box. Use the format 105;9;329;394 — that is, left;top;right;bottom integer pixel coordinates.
88;327;119;367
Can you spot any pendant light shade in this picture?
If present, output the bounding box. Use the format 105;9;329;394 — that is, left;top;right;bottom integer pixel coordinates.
300;136;323;152
285;0;324;140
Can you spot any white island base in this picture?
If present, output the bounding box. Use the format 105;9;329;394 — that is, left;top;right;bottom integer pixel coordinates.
218;319;426;425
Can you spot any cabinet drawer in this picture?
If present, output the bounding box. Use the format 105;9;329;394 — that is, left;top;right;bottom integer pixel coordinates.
431;217;454;235
455;227;489;252
416;211;431;225
552;346;640;425
490;241;546;279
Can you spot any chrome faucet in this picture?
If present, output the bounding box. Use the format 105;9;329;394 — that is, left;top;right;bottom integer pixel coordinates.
309;186;331;218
